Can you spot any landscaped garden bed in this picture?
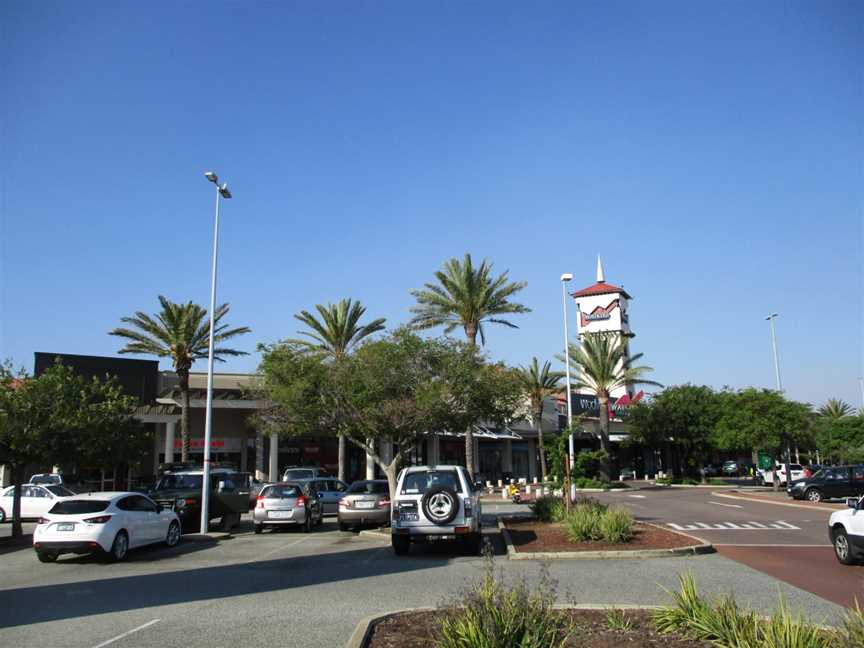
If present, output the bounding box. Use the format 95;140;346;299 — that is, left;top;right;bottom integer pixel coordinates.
366;608;710;648
504;518;699;553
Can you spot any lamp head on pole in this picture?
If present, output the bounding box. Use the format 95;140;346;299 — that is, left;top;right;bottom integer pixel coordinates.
560;273;573;282
765;313;779;321
204;171;219;184
219;183;232;199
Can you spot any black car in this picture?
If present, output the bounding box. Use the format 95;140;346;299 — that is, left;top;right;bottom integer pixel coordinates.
787;465;864;503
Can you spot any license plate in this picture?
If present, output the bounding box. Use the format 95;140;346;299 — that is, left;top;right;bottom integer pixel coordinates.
269;510;292;519
57;523;75;532
399;512;419;522
356;501;375;509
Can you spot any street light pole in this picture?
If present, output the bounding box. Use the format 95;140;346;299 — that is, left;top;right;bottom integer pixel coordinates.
766;313;782;392
765;313;789;488
561;273;574;506
201;171;232;534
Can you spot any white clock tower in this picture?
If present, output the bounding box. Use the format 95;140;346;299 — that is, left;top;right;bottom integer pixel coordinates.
571;256;633;400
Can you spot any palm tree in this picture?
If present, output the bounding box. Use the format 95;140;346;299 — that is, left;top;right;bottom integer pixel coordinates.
515;358;564;482
818;398;854;420
110;296;250;462
562;333;661;479
409;253;530;476
289;299;386;481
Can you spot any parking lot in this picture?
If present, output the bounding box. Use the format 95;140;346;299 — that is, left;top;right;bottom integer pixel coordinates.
0;500;846;648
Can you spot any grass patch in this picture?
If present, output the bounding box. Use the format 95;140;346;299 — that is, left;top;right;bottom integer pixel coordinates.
605;608;635;632
564;498;635;544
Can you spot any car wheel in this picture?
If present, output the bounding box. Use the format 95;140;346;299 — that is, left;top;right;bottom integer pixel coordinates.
109;531;129;562
806;489;823;503
36;551;57;563
392;534;410;556
254;524;263;535
165;521;181;548
0;507;6;523
834;527;855;565
303;513;312;533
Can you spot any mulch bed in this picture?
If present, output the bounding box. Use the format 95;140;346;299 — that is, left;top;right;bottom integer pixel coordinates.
505;520;700;553
367;609;711;647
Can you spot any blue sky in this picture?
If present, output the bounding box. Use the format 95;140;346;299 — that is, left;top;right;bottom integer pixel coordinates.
1;2;862;408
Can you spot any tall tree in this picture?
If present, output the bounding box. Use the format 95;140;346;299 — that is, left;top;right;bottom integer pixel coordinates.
514;358;564;482
288;298;386;481
818;398;854;420
561;333;661;479
626;385;721;478
109;295;250;461
409;253;530;476
0;363;142;537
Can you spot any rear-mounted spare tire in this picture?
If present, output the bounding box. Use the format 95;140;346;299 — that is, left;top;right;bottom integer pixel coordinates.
421;485;459;525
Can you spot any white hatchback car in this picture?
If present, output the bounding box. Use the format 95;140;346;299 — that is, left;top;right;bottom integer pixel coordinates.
33;492;181;563
0;483;76;521
829;495;864;565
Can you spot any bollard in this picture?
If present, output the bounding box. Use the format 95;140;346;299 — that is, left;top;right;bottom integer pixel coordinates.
501;488;508;500
533;477;538;485
526;484;532;496
497;479;503;488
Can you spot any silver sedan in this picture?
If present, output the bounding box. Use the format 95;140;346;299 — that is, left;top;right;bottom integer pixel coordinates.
253;482;323;534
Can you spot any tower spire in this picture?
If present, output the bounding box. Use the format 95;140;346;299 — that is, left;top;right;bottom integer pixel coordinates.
596;255;605;283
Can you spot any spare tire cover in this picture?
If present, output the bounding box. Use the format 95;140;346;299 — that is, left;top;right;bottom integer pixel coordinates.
421;485;459;525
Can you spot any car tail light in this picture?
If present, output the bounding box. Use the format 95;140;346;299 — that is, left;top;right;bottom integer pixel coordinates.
37;517;50;526
256;496;265;509
295;495;307;508
84;515;112;524
378;499;390;508
339;498;350;509
454;526;469;535
464;501;473;517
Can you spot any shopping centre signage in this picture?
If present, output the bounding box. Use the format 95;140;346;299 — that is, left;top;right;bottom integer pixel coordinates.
567;391;644;419
173;438;243;453
580;299;619;327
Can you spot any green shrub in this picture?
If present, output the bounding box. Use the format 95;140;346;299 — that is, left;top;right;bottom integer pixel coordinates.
564;499;606;542
573;477;609;489
436;551;573;648
573;449;609;479
605;608;634;632
837;600;864;647
530;495;565;523
654;574;834;648
599;506;634;543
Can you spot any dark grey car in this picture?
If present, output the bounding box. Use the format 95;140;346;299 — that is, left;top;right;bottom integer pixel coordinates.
308;478;348;515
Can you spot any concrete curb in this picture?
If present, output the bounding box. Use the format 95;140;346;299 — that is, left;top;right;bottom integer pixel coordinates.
652;483;737;489
357;528;391;542
182;531;233;543
711;491;844;511
498;518;713;560
344;604;664;648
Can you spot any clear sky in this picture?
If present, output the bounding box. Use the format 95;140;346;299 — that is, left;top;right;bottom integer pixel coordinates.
1;2;862;409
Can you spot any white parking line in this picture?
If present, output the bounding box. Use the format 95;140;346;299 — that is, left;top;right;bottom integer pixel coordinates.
627;495;646;499
257;535;312;559
91;619;160;648
668;521;801;531
709;501;743;508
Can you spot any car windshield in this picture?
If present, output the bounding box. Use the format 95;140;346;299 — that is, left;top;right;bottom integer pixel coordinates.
49;500;110;515
156;474;203;490
283;469;315;480
30;475;60;484
400;471;462;495
348;481;389;495
263;485;302;499
45;485;75;497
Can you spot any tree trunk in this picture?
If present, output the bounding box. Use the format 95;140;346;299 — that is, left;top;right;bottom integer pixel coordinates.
178;369;191;463
597;395;611;481
465;427;475;479
464;323;478;347
11;465;24;538
536;411;548;482
338;435;346;482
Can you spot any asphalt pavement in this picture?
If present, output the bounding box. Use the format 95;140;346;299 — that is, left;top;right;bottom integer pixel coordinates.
594;485;864;607
0;501;846;648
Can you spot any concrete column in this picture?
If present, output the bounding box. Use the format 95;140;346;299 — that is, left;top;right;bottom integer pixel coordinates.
527;439;537;481
153;425;161;474
240;434;249;472
366;439;376;480
255;432;265;481
165;420;176;465
502;439;513;474
268;432;279;482
0;465;9;488
427;435;440;467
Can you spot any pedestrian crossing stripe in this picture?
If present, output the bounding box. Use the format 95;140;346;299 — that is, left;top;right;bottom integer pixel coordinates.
667;521;800;531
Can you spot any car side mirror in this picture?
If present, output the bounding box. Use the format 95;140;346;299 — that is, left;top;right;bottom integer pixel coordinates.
847;498;859;509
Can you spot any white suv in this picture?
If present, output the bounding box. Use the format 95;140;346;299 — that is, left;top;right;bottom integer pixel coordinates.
391;465;482;556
